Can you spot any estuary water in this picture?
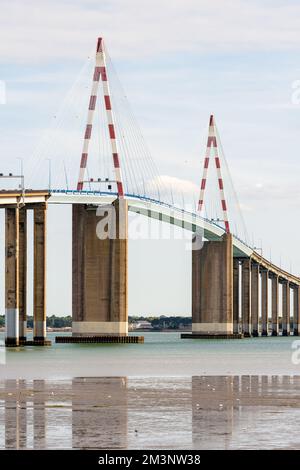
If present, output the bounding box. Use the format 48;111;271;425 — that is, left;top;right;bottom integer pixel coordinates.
0;332;300;379
1;332;300;449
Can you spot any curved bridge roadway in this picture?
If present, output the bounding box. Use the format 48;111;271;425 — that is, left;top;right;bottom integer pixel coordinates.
1;188;299;287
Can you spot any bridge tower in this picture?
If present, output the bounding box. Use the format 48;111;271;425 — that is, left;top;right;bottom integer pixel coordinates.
65;37;139;343
183;115;240;338
197;115;230;233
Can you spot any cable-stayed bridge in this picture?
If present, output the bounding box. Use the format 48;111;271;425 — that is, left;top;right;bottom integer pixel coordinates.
1;37;299;346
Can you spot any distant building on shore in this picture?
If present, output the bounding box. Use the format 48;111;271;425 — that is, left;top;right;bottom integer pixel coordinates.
131;320;153;331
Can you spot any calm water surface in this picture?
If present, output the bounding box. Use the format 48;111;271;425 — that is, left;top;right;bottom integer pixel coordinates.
0;332;300;378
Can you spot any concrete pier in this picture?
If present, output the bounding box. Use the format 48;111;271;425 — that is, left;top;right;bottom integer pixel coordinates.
182;233;238;339
271;275;279;336
18;208;27;344
33;205;47;344
261;269;269;336
66;198;139;343
282;281;290;336
72;199;128;336
2;193;50;347
293;286;300;336
251;262;259;337
241;259;251;337
233;259;240;335
5;208;19;347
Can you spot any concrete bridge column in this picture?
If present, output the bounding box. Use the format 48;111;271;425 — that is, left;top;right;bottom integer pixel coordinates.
72;199;128;337
18;208;27;344
293;286;300;336
251;262;259;337
282;280;290;336
190;233;234;338
5;207;19;347
33;204;47;344
261;269;269;336
271;274;279;336
241;259;251;337
233;258;240;334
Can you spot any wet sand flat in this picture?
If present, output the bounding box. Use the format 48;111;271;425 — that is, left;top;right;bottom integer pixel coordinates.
1;376;300;450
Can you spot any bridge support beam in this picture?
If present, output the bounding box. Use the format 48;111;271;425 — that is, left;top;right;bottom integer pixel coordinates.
293;286;300;336
71;199;132;340
251;262;259;337
18;208;27;345
261;269;269;336
241;259;251;337
33;204;48;344
282;281;290;336
186;233;236;338
5;208;19;347
271;275;279;336
233;259;240;335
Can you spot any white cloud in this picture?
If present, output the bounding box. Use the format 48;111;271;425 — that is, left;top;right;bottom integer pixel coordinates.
149;175;198;193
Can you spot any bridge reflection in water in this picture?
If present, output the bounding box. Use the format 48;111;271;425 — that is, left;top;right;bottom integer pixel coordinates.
0;376;300;449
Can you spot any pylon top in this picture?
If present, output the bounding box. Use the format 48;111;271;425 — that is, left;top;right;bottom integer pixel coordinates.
197;114;230;233
76;36;125;197
97;37;103;52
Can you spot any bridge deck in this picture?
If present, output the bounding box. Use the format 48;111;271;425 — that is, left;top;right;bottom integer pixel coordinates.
0;189;298;286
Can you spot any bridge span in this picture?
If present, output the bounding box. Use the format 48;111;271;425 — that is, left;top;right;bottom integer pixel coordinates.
0;189;299;345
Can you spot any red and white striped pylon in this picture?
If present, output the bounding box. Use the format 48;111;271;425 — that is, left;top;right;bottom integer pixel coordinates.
197;115;230;233
77;37;124;197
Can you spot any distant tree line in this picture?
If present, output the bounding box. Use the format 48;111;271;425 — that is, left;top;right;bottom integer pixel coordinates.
0;315;72;328
0;314;292;331
0;314;190;329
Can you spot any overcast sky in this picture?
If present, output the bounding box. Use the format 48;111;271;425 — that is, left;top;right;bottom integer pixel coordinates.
1;0;300;316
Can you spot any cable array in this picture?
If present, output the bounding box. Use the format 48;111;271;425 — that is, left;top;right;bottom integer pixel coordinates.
24;39;248;242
